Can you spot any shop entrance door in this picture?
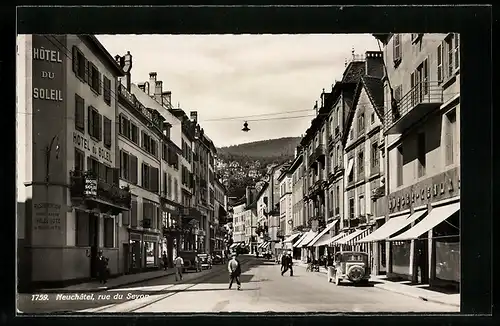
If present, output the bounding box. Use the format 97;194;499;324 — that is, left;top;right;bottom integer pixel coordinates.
89;213;99;278
416;239;429;283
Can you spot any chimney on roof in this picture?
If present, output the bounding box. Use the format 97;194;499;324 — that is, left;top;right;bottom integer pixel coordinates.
321;88;325;107
149;72;157;96
190;111;198;124
365;51;384;78
314;100;318;115
154;81;163;104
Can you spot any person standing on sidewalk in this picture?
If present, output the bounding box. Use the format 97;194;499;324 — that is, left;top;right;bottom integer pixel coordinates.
162;251;168;271
174;255;184;281
97;250;109;284
228;254;241;290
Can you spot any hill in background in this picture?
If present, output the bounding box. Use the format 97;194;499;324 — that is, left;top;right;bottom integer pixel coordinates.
217;136;301;159
216;137;301;199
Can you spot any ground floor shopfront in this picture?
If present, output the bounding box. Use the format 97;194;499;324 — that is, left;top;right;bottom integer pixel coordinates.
124;229;161;273
375;169;460;290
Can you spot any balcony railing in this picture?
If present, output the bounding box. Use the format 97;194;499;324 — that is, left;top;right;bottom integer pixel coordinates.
70;170;131;210
384;81;444;134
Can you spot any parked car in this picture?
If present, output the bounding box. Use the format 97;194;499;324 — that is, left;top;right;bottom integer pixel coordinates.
329;251;370;285
178;251;202;273
197;253;212;270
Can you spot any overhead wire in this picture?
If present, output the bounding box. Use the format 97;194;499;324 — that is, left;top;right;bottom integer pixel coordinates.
27;36;460;129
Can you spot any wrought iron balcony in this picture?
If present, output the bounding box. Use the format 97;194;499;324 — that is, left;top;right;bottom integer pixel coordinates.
70;170;131;212
384;81;444;134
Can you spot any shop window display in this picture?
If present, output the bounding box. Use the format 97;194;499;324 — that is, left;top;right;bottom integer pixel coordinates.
145;241;157;267
130;240;142;269
391;241;411;275
433;210;460;282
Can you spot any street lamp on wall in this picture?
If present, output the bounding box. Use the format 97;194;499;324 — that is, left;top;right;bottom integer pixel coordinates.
45;134;60;183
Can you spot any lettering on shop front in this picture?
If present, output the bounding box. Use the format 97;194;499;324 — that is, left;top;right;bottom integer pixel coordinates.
73;132;112;163
388;172;460;212
33;202;62;231
32;46;64;102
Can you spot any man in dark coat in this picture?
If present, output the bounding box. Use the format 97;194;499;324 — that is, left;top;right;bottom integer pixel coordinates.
228;253;242;290
281;251;293;276
97;250;109;284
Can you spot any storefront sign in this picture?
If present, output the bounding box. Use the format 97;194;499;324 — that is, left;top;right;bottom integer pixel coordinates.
33;202;62;231
73;132;112;163
144;234;158;242
388;167;460;213
130;233;142;241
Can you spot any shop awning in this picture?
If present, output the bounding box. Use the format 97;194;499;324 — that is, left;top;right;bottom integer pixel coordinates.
318;231;347;246
358;209;428;243
292;232;310;248
389;202;460;241
335;228;369;245
229;242;243;249
300;230;319;247
283;233;302;243
346;158;354;177
309;221;338;247
260;242;270;250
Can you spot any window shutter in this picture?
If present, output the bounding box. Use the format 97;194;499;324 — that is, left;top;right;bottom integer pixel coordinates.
141;130;146;148
130;155;138;185
437;44;443;82
88;107;93;137
85;59;90;84
72;46;78;74
98;114;103;141
98;72;103;95
151;167;159;193
131;200;138;227
86;156;92;175
441;40;448;79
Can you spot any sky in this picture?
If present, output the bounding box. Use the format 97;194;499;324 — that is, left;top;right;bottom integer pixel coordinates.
97;34;380;148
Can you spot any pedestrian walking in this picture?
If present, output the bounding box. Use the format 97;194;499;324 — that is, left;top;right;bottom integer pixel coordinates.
281;251;293;276
162;251;168;271
227;254;241;290
97;250;109;284
280;253;286;273
174;255;184;281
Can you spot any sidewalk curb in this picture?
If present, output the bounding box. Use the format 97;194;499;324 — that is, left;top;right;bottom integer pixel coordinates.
372;283;460;308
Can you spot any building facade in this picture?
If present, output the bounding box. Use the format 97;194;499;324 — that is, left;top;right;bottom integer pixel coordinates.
214;178;228;252
232;202;246;244
278;167;293;237
374;33;460;288
342;66;386;269
17;35;131;290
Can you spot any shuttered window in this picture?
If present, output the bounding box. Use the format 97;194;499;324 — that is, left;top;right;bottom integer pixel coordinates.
130;155;138;184
72;46;87;81
437;44;443;82
163;172;168;197
393;34;401;62
151;167;159;193
89;62;102;94
103;76;111;105
417;132;426;177
142;163;150;189
130;199;138;227
75;94;85;132
103;116;112;148
88;106;102;141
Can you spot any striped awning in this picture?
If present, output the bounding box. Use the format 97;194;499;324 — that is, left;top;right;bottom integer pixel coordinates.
335;229;370;245
317;231;347;247
309;221;338;247
229;242;243;249
300;231;319;247
283;233;302;243
258;241;270;250
293;232;310;248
